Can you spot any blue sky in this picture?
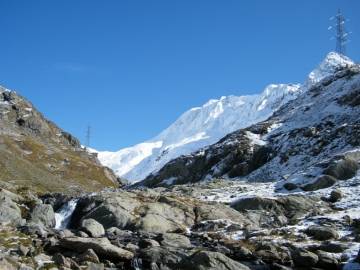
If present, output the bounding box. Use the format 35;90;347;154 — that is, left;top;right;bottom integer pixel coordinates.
1;1;359;151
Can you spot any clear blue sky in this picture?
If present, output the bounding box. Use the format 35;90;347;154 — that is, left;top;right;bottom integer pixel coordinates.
1;1;359;151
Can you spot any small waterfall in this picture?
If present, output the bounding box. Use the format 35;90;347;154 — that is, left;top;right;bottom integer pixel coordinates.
54;199;78;229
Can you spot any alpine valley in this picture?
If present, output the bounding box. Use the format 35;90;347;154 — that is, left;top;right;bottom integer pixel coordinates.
0;52;360;270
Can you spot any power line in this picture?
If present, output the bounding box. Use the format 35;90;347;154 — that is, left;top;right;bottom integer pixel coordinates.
328;7;352;57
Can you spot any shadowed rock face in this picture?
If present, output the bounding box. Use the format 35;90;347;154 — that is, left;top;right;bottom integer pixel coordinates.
134;127;274;189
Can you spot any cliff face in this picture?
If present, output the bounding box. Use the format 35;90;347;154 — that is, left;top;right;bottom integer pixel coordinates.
0;87;118;196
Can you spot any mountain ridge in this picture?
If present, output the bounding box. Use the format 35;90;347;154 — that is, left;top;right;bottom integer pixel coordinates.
98;52;354;182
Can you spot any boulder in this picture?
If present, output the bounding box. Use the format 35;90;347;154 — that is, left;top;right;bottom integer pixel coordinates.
230;196;280;212
306;225;339;240
141;246;193;269
302;175;337;191
315;250;338;270
156;233;191;249
27;204;55;228
0;189;26;226
40;193;72;211
195;203;246;224
291;249;318;268
76;249;100;264
68;192;140;230
78;218;105;238
59;237;133;260
323;154;360;180
138;239;160;249
131;202;194;233
277;195;323;219
191;251;251;270
318;241;350;253
330;189;344;202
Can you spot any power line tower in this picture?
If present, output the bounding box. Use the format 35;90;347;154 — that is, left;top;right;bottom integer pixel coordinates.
85;123;92;148
328;7;351;56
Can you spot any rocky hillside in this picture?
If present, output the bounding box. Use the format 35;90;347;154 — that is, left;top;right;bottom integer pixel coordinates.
132;61;360;190
0;87;118;196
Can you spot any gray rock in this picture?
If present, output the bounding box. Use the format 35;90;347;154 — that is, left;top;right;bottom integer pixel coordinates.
76;249;100;264
306;225;339;240
156;233;191;249
141;246;193;269
132;188;161;202
230;196;280;212
192;251;251;270
78;218;105;238
318;241;350;253
59;237;133;260
330;189;344;202
235;246;257;261
291;249;318;268
27;204;55;228
131;202;194;233
195;203;246;224
69;192;141;230
138;239;160;249
19;224;49;237
302;175;337;191
0;190;26;226
40;193;72;212
323;154;360;180
315;250;338;270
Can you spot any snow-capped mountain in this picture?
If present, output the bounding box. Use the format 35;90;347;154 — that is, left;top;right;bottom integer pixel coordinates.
98;52;353;182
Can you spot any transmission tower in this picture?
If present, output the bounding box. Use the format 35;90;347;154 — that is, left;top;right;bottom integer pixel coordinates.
85;123;92;148
328;7;351;56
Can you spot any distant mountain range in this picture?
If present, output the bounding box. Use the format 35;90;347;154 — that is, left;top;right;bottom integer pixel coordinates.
98;52;354;182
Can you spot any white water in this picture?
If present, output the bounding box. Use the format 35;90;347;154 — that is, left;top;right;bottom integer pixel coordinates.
54;199;78;229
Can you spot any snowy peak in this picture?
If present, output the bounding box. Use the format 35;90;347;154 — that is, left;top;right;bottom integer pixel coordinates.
98;52;355;182
305;52;354;87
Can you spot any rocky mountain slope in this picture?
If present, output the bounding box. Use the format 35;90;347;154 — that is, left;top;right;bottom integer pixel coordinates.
0;87;118;195
98;52;354;182
132;55;360;190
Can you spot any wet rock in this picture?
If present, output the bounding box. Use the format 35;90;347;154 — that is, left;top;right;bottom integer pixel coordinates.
291;249;318;268
59;237;133;260
306;225;339;240
78;218;105;238
39;193;72;212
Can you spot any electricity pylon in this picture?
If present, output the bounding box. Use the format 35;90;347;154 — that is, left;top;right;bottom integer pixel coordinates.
328;7;351;56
